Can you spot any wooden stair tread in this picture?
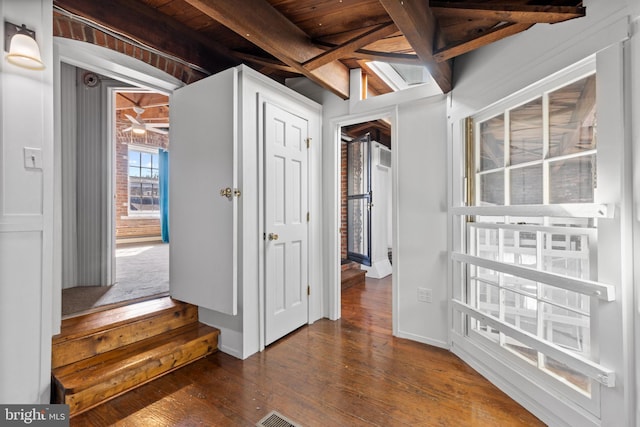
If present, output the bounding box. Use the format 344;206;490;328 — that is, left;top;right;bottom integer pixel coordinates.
54;297;187;343
52;303;198;369
53;323;219;393
51;297;221;416
341;260;360;271
341;268;365;280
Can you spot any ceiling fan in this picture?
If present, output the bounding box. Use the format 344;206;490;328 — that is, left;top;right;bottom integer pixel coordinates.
123;105;169;135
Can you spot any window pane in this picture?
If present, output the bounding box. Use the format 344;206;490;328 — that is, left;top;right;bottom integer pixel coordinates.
389;63;430;85
140;183;157;211
347;141;369;195
542;232;592;280
128;151;140;167
548;155;595;203
503;336;537;365
141;152;153;168
510;98;543;165
549;75;596;158
504;290;537;335
541;285;590;316
542;355;591;395
479;171;504;205
476;321;500;343
129;183;141;211
503;230;537;268
479;115;504;171
542;302;590;355
510;165;543;205
347;198;369;255
151;153;159;169
476;281;499;316
129;166;140;177
475;227;499;261
141;167;153;179
503;275;537;298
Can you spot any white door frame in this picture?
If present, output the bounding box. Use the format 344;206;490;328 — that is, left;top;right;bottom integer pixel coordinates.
328;107;399;334
52;37;182;333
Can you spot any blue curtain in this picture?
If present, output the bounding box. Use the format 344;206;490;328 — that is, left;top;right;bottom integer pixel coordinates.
159;149;170;243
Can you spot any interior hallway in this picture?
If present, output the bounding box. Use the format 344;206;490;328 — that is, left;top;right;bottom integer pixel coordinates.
70;276;543;426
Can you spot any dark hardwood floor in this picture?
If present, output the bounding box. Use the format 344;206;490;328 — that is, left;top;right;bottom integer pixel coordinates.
70;276;544;426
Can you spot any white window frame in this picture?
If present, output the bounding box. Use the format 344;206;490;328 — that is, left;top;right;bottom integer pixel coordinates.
126;144;161;218
453;55;616;417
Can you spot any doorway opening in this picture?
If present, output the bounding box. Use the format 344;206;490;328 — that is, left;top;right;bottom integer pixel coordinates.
339;117;393;333
60;64;171;317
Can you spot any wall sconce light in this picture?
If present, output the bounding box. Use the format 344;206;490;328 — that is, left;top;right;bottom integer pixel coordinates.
4;21;45;70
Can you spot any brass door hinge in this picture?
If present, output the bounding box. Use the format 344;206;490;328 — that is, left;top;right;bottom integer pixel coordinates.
306;137;311;149
307;285;310;296
306;212;310;222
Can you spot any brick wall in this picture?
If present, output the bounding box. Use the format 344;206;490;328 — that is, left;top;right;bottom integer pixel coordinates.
53;12;207;85
54;12;185;241
115;117;169;240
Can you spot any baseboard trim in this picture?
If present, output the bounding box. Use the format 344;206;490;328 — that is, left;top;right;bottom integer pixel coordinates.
395;329;449;350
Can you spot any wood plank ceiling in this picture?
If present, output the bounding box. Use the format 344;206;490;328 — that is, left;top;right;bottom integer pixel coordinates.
53;0;585;99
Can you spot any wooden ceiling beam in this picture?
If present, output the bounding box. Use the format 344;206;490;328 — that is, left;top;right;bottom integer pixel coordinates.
233;52;297;73
314;40;422;66
379;0;452;93
53;0;238;74
430;3;586;24
433;23;533;62
303;22;398;71
184;0;350;99
351;50;422;65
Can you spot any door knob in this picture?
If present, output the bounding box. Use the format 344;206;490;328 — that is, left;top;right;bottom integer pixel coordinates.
220;187;232;200
268;233;279;241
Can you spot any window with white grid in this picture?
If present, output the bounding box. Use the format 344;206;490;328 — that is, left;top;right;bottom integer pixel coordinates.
456;72;615;398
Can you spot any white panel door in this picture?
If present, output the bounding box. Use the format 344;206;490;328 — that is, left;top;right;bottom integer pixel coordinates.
169;67;238;315
264;102;309;345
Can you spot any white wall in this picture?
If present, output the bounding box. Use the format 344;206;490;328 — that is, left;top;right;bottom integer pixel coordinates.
448;0;638;425
0;0;54;403
395;97;448;347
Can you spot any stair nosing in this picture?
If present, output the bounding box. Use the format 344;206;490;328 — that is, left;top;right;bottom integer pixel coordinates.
54;298;190;344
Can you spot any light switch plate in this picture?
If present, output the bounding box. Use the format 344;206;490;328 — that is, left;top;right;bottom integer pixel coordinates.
24;147;43;170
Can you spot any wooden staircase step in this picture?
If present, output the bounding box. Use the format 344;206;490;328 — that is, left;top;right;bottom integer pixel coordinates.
341;260;359;271
55;297;191;343
341;267;366;290
52;298;198;369
52;322;219;416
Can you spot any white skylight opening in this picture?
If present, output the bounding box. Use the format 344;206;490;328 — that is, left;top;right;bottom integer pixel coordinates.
368;61;433;92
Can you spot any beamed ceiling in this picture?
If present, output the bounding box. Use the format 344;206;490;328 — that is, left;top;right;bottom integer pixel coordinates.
53;0;586;99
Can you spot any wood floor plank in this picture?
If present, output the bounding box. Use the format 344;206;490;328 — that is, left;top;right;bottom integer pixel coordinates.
71;276;544;426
